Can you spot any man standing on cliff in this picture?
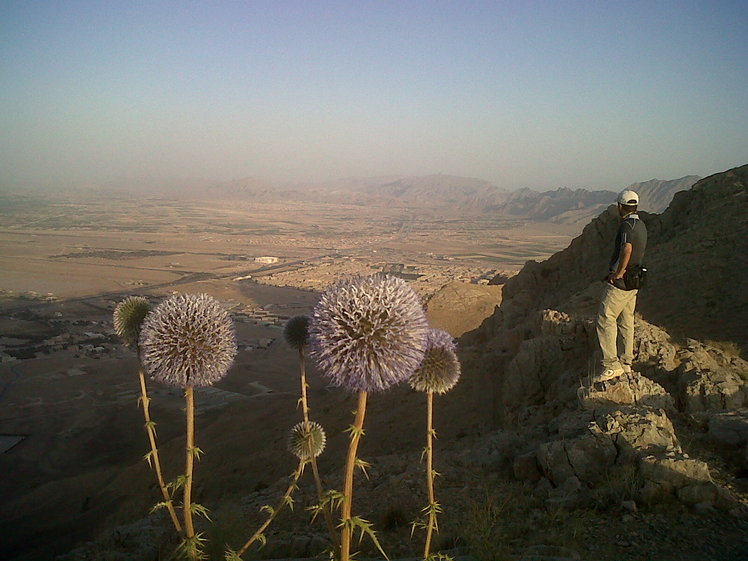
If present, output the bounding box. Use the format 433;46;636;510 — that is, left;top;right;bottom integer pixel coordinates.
595;189;648;382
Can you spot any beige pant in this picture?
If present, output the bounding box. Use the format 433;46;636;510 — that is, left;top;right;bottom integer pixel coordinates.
596;283;638;370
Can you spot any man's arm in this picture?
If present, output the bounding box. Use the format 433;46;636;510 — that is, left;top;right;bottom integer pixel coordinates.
608;242;632;283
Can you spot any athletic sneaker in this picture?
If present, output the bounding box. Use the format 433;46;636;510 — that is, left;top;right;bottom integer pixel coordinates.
593;367;625;383
622;364;633;374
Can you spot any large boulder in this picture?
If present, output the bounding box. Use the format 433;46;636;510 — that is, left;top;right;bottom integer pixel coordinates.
579;372;674;411
677;339;747;412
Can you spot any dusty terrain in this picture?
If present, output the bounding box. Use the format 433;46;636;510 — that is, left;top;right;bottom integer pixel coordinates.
0;193;576;560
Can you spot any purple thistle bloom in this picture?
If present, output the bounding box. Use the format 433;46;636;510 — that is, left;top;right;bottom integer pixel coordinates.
309;274;428;393
410;328;461;394
284;315;310;350
113;296;150;349
139;293;237;388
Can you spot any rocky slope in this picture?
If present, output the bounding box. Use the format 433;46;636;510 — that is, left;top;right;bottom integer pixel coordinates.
626;175;701;213
482;164;747;352
453;165;748;550
490;187;616;223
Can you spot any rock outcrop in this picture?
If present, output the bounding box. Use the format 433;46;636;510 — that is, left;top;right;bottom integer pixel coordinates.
462;165;748;512
425;280;503;337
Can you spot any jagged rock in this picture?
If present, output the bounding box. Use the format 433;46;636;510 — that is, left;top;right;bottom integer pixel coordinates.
639;453;712;488
579;372;674;411
635;451;739;509
551;410;595;438
546;475;585;508
528;405;740;508
536;423;617;486
634;320;680;373
678;346;746;411
676;483;736;509
503;336;564;410
596;407;680;458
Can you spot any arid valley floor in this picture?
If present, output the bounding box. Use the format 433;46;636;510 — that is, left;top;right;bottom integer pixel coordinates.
0;193;578;560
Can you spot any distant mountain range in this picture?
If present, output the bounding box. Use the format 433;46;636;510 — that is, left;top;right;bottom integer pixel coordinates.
201;173;700;222
5;172;701;224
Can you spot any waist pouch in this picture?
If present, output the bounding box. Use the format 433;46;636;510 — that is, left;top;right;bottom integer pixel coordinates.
623;264;647;290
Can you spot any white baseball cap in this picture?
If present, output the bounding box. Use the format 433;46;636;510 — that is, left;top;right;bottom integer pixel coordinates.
617;189;639;205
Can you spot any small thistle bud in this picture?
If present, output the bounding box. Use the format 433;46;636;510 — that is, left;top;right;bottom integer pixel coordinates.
113;296;150;348
284;315;310;350
138;293;237;388
288;421;327;460
309;274;428;393
410;328;461;394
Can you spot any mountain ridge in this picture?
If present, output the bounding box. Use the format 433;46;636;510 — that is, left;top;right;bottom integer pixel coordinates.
198;173;700;222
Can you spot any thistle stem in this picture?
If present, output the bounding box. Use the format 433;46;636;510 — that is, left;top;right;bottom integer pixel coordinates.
184;385;197;557
235;461;307;558
138;368;183;535
299;346;311;422
341;391;368;561
424;391;436;560
299;346;340;557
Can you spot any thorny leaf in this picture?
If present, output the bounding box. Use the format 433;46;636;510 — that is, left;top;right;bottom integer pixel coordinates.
190;446;204;460
427;554;454;561
223;548;242;561
309;489;345;522
421;501;443;516
169;475;187;492
283;493;295;511
191;502;212;521
143;450;154;468
345;424;365;439
344;516;389;561
150;501;170;513
175;533;208;560
355;458;371;480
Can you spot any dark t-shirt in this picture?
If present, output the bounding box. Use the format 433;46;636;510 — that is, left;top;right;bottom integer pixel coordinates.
609;213;647;271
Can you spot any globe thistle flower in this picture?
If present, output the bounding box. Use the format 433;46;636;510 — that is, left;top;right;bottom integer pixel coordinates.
309;274;428;393
139;293;237;388
410;328;461;394
288;421;327;460
284;315;310;350
113;296;150;348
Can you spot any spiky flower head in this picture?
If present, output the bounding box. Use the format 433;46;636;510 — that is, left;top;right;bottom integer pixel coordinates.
288;421;327;460
409;328;461;394
309;274;428;393
113;296;150;348
284;315;310;350
138;293;237;388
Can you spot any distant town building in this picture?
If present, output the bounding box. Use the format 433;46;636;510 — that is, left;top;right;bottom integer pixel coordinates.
382;263;405;274
255;256;279;264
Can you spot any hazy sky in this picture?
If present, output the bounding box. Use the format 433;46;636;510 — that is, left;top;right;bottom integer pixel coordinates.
2;1;747;192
